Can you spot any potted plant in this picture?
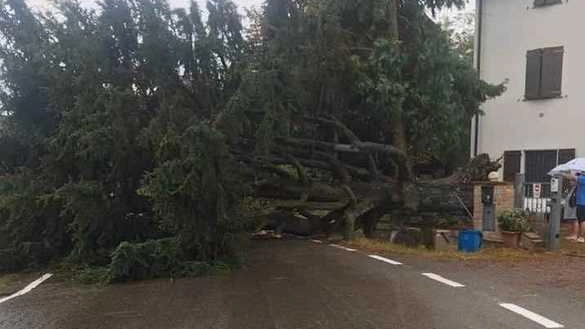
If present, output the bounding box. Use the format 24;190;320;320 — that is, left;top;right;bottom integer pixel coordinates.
498;210;530;248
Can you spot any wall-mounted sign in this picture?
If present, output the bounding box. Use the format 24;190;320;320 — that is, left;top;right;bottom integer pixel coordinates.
551;177;559;193
533;183;542;199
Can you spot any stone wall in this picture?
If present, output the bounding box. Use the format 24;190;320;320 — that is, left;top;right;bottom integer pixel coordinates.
473;182;515;232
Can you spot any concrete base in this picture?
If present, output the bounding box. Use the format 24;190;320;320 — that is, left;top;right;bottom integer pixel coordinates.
520;232;545;252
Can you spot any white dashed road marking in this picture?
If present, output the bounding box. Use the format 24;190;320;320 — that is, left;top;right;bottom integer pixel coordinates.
499;303;564;328
0;273;53;305
329;244;357;252
319;242;565;329
368;255;403;265
421;273;465;288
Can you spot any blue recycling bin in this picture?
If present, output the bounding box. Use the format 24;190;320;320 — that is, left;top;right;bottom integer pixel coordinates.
458;229;482;253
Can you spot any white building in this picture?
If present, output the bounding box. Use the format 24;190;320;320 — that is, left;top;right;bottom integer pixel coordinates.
473;0;580;198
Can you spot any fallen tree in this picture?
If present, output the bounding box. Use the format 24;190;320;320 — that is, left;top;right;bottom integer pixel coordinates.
0;0;506;272
235;115;501;238
223;0;504;239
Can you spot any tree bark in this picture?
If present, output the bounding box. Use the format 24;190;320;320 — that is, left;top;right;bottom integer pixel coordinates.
385;0;412;183
235;114;498;238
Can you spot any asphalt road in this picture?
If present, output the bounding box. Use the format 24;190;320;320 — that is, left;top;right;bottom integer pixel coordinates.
0;239;584;329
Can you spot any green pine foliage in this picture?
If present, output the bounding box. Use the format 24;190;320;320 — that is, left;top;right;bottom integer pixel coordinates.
139;123;247;260
109;238;180;281
0;0;247;269
0;0;503;276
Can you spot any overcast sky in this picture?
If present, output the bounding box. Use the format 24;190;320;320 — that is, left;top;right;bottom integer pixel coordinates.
26;0;263;12
27;0;475;17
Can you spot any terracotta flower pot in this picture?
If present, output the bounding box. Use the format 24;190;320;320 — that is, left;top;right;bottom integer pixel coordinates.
501;231;521;249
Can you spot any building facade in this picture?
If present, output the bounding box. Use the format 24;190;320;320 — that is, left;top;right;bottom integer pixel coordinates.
472;0;580;192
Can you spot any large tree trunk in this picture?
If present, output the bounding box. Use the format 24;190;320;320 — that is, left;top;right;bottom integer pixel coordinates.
386;0;408;159
234;115;499;239
254;179;474;237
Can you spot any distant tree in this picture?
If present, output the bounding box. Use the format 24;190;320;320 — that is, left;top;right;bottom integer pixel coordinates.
440;7;475;63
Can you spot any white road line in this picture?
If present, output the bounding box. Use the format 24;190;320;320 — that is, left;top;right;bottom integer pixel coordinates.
368;254;403;265
311;239;323;244
329;244;356;252
421;273;465;288
499;303;564;328
0;273;53;304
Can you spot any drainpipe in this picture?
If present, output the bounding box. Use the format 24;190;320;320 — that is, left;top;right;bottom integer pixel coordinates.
473;0;484;157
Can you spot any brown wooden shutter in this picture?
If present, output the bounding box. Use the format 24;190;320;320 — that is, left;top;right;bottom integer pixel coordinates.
504;151;522;182
535;0;562;6
540;46;564;98
558;148;575;165
525;150;558;183
525;49;542;100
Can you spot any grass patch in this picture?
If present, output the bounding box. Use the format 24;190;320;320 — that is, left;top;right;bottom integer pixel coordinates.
52;258;243;286
560;239;585;257
0;271;47;295
346;238;550;262
0;273;20;294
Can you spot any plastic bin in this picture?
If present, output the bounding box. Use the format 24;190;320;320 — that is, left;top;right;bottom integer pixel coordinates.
458;230;482;253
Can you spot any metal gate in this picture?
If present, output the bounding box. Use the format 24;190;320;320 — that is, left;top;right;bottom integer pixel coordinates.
508;149;575;214
521;150;558;214
522;182;551;214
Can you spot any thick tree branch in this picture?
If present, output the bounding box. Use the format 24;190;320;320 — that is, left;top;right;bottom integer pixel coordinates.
314;151;352;184
276;136;411;181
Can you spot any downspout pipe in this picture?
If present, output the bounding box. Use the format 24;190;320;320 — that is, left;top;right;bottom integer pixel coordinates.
474;0;484;157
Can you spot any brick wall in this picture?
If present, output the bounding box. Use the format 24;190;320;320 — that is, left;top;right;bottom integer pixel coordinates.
473;183;515;232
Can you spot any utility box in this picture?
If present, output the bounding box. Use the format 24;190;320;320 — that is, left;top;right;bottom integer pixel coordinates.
481;185;495;231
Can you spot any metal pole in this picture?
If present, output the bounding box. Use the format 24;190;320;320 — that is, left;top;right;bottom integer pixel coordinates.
547;175;563;251
452;192;474;220
514;173;525;209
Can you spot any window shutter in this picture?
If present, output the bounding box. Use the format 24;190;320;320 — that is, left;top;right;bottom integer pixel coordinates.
558;148;575;165
525;49;542;100
504;151;522;182
535;0;562;6
540;46;564;98
525;150;558;183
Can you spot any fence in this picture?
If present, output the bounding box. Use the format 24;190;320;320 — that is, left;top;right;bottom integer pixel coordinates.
516;175;551;214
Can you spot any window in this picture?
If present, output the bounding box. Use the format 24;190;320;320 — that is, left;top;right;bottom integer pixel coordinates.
524;149;575;183
503;148;575;183
503;151;521;182
558;148;576;165
525;46;564;100
534;0;562;7
525;150;558;183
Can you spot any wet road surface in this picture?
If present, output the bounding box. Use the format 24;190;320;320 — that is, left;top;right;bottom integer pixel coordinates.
1;239;584;329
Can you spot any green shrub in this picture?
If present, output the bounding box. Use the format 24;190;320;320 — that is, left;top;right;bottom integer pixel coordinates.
176;261;212;277
109;238;180;282
498;210;531;232
107;238;244;282
73;266;111;284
